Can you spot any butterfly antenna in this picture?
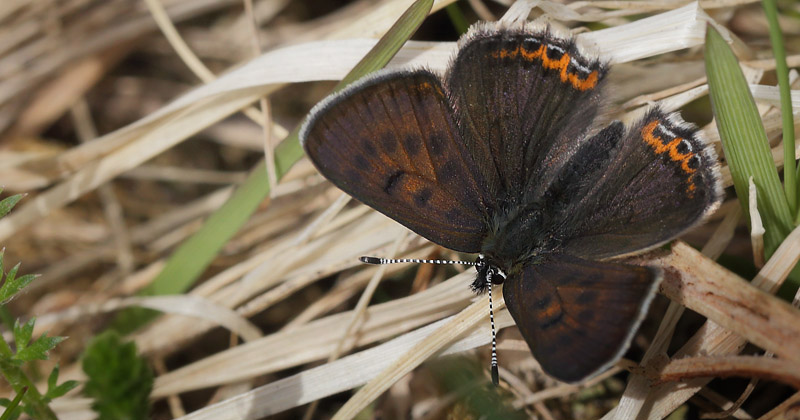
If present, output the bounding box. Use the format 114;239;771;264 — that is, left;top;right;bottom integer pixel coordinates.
487;272;499;386
360;256;479;266
360;255;498;384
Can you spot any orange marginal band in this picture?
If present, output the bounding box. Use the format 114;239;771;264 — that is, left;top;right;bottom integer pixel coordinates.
642;120;698;195
492;44;598;91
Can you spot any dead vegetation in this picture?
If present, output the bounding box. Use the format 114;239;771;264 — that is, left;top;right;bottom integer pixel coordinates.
1;0;799;419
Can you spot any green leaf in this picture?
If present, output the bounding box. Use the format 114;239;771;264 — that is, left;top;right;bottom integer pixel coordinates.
13;318;34;354
0;273;36;305
47;364;58;390
0;306;15;331
82;331;153;420
111;0;434;334
5;263;18;287
0;194;23;219
46;380;79;400
11;317;65;362
14;333;64;362
47;364;61;391
705;25;794;255
44;364;79;400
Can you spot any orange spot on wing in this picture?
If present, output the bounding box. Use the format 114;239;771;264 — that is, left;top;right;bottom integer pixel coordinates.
642;120;699;196
571;71;598;91
521;45;544;61
491;43;599;91
540;302;561;319
493;46;521;59
415;81;444;97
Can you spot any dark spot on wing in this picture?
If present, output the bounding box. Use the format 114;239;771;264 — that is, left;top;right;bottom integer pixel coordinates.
439;160;459;183
404;134;421;156
429;132;447;156
545;44;566;60
362;139;377;156
539;309;564;330
676;140;690;155
384;170;406;194
687;155;701;170
523;36;542;52
536;293;552;309
414;187;433;207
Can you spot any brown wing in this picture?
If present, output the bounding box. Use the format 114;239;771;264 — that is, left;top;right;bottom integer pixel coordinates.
446;23;609;202
557;108;723;259
300;69;493;252
503;255;660;383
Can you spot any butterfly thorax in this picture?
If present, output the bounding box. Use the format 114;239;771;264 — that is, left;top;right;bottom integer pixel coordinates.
480;198;563;275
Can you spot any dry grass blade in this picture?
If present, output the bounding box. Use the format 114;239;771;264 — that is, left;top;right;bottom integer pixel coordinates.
605;227;800;419
169;308;516;420
331;297;504;420
151;269;475;397
5;0;800;418
26;295;262;343
656;355;800;389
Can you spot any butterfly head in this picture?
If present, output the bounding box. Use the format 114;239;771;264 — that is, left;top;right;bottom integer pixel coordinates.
471;254;507;294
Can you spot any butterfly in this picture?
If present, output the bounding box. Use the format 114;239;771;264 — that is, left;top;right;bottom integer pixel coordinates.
299;21;722;384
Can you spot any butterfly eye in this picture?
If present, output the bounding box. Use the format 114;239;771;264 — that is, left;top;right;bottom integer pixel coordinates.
490;267;506;285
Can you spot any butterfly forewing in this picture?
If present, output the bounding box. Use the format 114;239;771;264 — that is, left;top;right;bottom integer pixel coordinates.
503;255;660;383
301;70;492;252
446;24;609;201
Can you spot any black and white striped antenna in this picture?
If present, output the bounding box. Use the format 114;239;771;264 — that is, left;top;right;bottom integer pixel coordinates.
359;256;479;266
360;255;500;386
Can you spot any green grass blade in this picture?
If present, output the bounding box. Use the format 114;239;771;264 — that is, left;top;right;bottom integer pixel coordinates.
0;386;26;420
705;24;797;289
112;0;434;333
338;0;433;89
761;0;798;219
445;3;470;34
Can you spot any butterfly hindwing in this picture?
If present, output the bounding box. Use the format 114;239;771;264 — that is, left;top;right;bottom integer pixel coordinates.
301;70;492;252
503;255;660;383
446;24;609;201
557;108;723;259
